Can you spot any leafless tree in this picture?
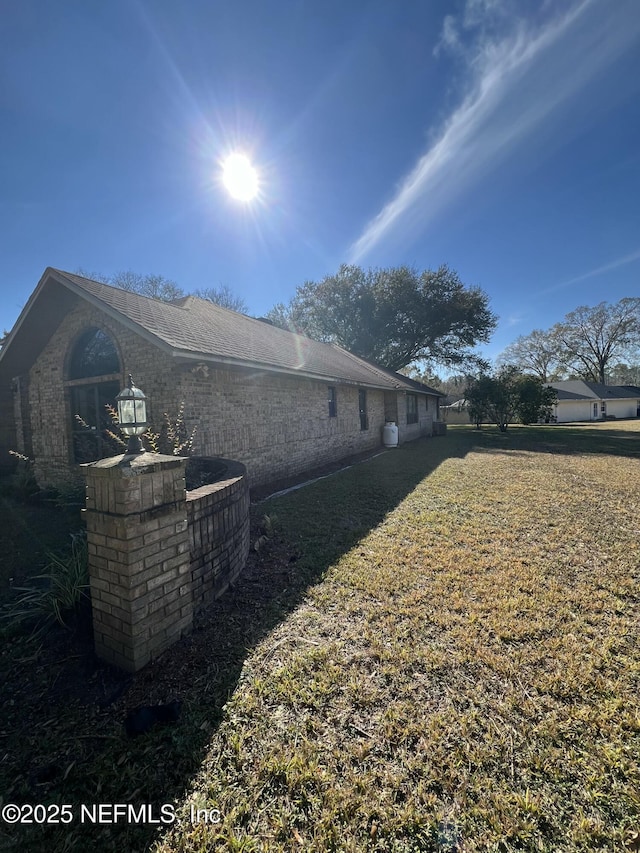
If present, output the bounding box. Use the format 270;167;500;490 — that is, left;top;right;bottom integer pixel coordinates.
193;284;248;313
554;298;640;384
497;329;564;382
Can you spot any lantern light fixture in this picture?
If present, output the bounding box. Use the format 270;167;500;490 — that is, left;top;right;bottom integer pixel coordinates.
116;375;148;454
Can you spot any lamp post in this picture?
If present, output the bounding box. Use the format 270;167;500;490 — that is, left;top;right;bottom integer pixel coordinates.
116;375;148;454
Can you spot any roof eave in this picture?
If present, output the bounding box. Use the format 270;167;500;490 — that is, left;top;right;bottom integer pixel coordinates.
171;350;435;392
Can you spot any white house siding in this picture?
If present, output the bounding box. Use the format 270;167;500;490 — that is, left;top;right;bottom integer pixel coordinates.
605;399;640;419
555;397;640;423
554;400;594;423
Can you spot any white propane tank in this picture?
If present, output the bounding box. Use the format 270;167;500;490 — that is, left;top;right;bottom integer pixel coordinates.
383;421;399;447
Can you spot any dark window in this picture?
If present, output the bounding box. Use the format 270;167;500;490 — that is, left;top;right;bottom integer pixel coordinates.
407;393;418;425
358;389;368;431
67;328;121;463
69;328;120;379
328;386;337;417
71;381;121;463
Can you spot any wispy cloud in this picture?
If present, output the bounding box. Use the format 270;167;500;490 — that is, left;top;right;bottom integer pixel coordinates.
348;0;639;263
541;248;640;295
505;312;524;328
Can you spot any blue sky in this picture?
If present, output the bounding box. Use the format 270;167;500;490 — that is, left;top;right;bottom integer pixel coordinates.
2;0;639;364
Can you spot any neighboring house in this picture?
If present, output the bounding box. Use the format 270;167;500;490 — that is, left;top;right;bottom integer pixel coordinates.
0;268;443;488
440;399;470;424
548;380;640;423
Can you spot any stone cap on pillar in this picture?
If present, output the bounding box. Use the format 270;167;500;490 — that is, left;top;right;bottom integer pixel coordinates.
81;452;187;477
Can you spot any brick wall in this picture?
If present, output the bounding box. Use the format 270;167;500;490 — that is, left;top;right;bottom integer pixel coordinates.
177;365;387;485
23;300;179;487
186;459;250;610
0;382;18;472
397;392;435;444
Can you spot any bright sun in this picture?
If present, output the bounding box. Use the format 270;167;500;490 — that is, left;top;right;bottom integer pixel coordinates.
221;153;259;201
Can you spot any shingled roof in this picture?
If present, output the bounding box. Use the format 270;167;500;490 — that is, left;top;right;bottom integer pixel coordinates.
549;380;640;400
1;268;443;397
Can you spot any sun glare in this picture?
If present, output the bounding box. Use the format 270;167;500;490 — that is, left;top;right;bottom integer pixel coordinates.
221;153;259;202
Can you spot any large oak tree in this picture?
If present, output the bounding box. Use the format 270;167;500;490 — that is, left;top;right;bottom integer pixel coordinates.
266;264;496;372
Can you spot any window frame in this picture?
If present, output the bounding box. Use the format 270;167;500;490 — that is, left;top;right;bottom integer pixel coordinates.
328;385;337;418
406;393;418;425
66;327;122;464
69;379;122;463
358;388;368;431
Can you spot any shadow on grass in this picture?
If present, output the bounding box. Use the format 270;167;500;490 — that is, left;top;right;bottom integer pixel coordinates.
1;423;637;852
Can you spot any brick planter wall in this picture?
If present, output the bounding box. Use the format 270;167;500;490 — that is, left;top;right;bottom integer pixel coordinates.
84;453;251;672
186;458;250;611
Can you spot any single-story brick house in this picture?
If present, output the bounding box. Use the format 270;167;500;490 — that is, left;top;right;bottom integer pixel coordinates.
548;380;640;423
0;268;443;488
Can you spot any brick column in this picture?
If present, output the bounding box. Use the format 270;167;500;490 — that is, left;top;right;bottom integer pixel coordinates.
83;452;192;672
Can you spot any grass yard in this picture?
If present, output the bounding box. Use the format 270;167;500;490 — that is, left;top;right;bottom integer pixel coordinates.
153;422;639;852
2;422;639;852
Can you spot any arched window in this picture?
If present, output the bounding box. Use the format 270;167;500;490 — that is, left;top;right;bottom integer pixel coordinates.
67;329;121;463
69;329;120;379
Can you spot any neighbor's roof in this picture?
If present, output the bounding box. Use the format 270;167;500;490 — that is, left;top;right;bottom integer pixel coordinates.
549;380;640;400
0;267;443;396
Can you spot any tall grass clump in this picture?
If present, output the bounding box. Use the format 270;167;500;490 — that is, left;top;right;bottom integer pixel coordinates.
1;531;89;636
5;450;39;502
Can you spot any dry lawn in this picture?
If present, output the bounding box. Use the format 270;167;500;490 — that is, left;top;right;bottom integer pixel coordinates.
153;422;640;852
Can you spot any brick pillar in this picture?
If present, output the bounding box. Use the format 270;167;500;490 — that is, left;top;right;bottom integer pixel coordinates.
83;452;192;672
